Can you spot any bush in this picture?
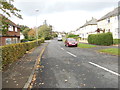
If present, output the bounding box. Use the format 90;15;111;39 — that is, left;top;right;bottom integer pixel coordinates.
1;38;44;68
67;34;79;38
88;32;113;46
21;38;36;42
21;39;29;42
113;39;120;45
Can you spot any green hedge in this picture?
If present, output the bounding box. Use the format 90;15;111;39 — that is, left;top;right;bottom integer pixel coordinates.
113;39;120;45
88;32;113;46
67;34;79;38
1;38;44;68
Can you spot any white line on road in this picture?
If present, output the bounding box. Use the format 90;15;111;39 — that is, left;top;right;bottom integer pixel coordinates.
67;52;77;57
61;48;64;50
89;62;120;76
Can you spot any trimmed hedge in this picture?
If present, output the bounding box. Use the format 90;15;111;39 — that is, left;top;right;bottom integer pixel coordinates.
113;39;120;45
67;34;79;38
88;32;113;46
1;38;44;68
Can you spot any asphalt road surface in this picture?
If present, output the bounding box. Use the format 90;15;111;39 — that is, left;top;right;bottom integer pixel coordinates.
33;39;119;88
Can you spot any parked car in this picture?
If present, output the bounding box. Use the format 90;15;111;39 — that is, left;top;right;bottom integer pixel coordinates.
57;35;62;41
65;38;78;47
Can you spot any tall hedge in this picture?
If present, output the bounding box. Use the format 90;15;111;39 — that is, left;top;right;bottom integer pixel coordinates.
1;38;44;68
88;32;113;46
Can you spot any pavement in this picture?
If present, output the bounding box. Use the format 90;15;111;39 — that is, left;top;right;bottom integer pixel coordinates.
2;42;48;89
32;38;119;88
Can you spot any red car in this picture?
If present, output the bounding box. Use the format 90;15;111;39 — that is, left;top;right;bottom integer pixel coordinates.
65;38;78;47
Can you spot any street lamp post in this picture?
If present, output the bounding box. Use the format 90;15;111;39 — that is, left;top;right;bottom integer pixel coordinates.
35;9;39;45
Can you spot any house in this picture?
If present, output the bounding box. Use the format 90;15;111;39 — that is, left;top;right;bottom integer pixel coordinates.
97;7;120;39
20;32;25;40
78;17;97;39
0;14;20;46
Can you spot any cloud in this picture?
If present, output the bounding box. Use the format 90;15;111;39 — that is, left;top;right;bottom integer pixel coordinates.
14;0;119;16
11;0;119;32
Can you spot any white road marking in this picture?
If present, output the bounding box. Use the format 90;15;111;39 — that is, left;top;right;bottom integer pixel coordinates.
89;62;120;76
61;48;64;50
67;52;77;57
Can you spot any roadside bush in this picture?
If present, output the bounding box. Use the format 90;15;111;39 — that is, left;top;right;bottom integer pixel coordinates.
67;34;79;38
1;38;44;68
113;39;120;45
21;39;28;42
88;32;113;46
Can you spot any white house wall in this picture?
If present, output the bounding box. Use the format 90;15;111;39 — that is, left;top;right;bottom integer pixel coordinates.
78;25;97;39
97;16;119;39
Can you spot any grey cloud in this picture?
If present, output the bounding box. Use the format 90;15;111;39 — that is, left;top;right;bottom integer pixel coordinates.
16;1;118;16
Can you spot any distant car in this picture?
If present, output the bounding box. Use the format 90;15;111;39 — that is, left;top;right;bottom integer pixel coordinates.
57;35;62;41
65;38;78;47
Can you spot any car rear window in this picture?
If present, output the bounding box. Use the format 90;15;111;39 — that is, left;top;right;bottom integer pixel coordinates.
67;38;76;41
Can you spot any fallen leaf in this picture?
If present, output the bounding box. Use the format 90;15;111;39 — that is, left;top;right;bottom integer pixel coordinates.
16;84;18;86
65;80;68;82
62;69;65;71
42;83;44;85
56;65;58;67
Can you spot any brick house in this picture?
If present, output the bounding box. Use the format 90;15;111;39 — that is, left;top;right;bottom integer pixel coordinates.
0;14;20;46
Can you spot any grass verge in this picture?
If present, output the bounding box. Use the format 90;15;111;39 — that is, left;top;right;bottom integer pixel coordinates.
98;48;120;56
78;43;96;48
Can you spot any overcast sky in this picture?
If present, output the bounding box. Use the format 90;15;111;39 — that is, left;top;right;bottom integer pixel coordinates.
10;0;119;32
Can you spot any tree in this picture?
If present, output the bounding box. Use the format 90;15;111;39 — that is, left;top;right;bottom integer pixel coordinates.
28;29;36;39
22;28;31;39
17;24;29;32
0;0;22;19
38;24;53;40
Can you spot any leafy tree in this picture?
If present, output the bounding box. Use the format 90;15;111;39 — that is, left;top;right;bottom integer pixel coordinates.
0;0;22;19
0;15;9;35
28;29;36;39
17;24;29;32
38;24;52;40
22;28;31;39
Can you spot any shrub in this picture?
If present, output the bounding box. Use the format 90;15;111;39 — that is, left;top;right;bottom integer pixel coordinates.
21;39;29;42
88;32;113;46
1;38;44;68
67;34;79;38
113;39;120;45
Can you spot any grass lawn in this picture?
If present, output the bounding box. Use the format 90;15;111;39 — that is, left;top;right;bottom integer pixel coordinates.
98;48;120;56
78;43;96;48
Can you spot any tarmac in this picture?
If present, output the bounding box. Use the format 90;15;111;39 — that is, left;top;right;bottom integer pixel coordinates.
2;42;48;89
1;40;119;89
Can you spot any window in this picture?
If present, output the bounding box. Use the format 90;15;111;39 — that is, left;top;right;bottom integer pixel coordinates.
108;18;110;23
13;38;18;43
8;25;13;31
6;38;12;45
15;27;17;32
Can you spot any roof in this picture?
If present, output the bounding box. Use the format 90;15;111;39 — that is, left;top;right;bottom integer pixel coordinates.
80;17;97;29
0;14;20;28
98;7;120;21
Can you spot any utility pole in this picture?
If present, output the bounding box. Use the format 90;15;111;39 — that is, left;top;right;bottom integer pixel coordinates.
35;9;39;45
